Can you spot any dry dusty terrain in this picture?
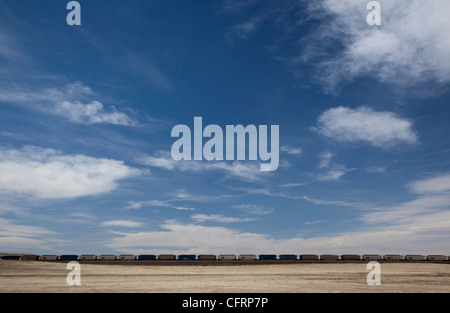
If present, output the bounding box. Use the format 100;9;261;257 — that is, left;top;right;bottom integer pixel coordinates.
0;260;449;293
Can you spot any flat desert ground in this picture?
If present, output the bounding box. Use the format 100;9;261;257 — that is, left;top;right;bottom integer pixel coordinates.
0;261;449;293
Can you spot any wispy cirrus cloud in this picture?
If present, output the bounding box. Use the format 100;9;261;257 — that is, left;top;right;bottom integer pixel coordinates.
101;220;143;228
279;183;310;188
315;151;355;182
232;203;274;215
137;151;264;182
191;214;256;223
174;206;197;211
124;199;197;211
0;217;55;238
124;200;172;210
359;173;450;240
409;173;450;195
105;216;450;255
0;217;56;252
226;16;261;43
0;82;136;126
315;164;355;182
106;175;450;255
280;146;302;155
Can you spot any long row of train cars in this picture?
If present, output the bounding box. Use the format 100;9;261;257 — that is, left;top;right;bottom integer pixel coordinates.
2;254;449;262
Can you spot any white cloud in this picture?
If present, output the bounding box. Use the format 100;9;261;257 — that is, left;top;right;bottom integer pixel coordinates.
315;164;355;182
227;16;261;42
224;1;450;93
0;218;56;252
409;173;450;194
301;195;362;208
137;151;264;182
0;146;144;199
124;200;172;210
54;100;134;125
232;204;274;215
0;236;50;251
105;218;450;255
279;183;310;188
361;194;450;225
174;206;197;211
124;200;197;211
0;82;136;126
314;0;450;91
191;214;256;223
106;174;450;255
318;152;333;168
314;151;355;182
0;218;55;237
138;154;177;170
101;220;143;228
280;146;303;155
314;106;418;148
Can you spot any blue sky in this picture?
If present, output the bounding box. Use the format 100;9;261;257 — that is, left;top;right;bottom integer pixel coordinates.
1;0;450;255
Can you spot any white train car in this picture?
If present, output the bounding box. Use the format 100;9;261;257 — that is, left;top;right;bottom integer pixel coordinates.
99;254;117;261
218;254;236;260
39;255;59;261
118;254;137;261
363;254;382;261
383;254;403;261
405;255;425;261
79;255;98;261
238;254;257;260
426;255;447;262
320;254;339;261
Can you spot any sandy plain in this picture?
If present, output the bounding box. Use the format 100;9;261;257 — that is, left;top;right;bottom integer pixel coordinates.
0;260;449;293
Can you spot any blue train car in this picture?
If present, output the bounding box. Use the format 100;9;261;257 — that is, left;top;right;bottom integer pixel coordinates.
138;254;157;260
1;255;21;260
258;254;278;260
178;255;197;260
59;255;79;261
279;254;298;260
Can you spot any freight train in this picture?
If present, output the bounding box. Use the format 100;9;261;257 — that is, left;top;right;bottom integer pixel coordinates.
1;254;449;262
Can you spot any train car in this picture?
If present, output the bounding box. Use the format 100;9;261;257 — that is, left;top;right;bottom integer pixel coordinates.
198;255;217;260
18;255;39;261
118;254;137;261
59;255;79;261
300;254;319;261
238;254;257;260
79;255;98;261
137;255;157;260
158;254;176;260
404;255;425;262
218;254;236;260
39;255;59;261
99;254;117;261
426;255;447;262
320;254;339;261
383;254;403;261
362;254;382;261
279;254;298;260
1;255;21;260
178;255;197;260
258;254;278;260
341;254;361;261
